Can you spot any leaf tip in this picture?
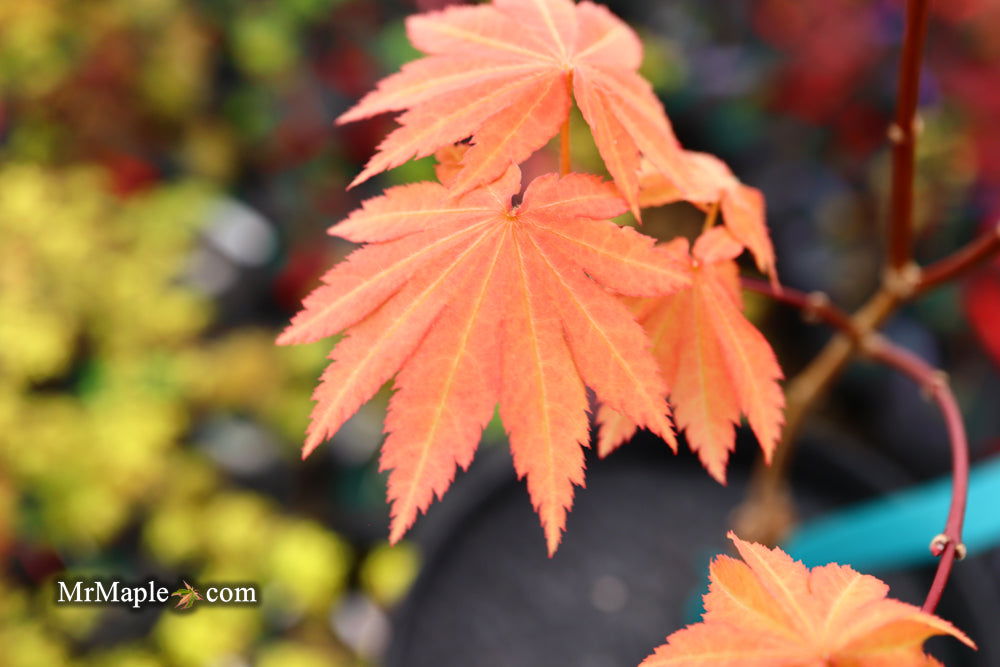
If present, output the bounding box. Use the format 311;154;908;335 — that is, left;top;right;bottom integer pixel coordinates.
346;172;367;190
545;529;562;557
766;267;781;291
654;412;679;453
706;464;727;486
388;519;410;546
301;435;324;460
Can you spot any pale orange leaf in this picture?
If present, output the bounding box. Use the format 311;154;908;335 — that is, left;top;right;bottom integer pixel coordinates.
448;73;571;194
299;231;498;458
595;403;637;457
528;230;677;450
381;233;508;544
597;228;783;484
501;228;590;555
327;180;495;243
281;167;688;552
639;151;777;278
640;533;976;667
276;220;493;346
574;71;643;216
338;0;692;209
580;66;693;210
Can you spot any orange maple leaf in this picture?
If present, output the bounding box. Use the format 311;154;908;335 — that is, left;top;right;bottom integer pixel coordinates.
279;167;689;554
338;0;692;217
640;532;976;667
597;228;784;483
639;151;777;278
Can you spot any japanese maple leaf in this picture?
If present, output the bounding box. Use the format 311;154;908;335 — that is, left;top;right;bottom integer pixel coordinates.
639;151;776;278
278;166;690;553
639;532;976;666
171;581;202;610
337;0;693;217
597;228;784;483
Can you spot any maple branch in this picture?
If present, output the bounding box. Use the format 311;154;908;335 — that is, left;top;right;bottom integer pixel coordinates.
887;0;931;272
862;336;969;614
740;278;858;340
915;220;1000;294
735;0;939;547
733;281;972;608
732;286;900;545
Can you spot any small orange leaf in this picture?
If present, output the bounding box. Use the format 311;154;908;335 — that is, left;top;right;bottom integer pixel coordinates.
639;151;777;278
639;532;976;667
598;228;784;483
282;168;688;552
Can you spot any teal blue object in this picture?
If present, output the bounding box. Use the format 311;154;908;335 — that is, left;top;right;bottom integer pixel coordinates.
682;456;1000;625
782;455;1000;571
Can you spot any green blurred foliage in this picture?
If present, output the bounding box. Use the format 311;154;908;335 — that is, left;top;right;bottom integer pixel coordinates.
0;0;418;663
0;161;369;664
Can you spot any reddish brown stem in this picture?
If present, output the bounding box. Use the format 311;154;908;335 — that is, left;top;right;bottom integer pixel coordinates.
560;117;571;175
732;287;899;546
735;0;975;615
740;278;858;340
916;221;1000;294
922;546;958;614
863;337;969;614
888;0;931;271
742;278;971;611
740;1;934;541
560;74;572;176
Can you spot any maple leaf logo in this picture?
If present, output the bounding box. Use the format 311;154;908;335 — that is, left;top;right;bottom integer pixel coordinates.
171;581;202;610
640;532;976;666
278;166;689;554
337;0;693;217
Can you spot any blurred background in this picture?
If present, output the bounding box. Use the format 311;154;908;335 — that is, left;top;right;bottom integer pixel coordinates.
1;0;999;665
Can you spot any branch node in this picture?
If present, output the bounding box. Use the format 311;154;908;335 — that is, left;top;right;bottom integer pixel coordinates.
859;332;885;357
930;534;967;560
921;370;950;401
803;291;831;324
886;117;923;144
883;262;921;298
